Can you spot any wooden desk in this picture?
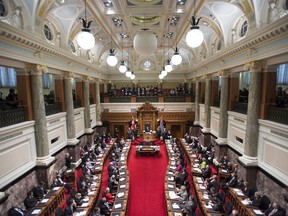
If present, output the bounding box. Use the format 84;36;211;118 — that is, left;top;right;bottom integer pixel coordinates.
140;132;156;141
26;207;45;216
228;188;262;216
136;145;160;157
111;200;127;212
110;211;125;216
218;168;230;184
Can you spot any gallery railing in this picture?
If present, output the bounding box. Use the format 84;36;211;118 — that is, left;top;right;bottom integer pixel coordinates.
266;106;288;125
0;107;26;128
232;101;248;114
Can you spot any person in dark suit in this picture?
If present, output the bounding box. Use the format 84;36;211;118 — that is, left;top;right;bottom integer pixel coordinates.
63;197;76;216
223;173;238;191
219;155;229;169
98;197;110;215
264;202;286;216
251;191;271;211
65;153;73;169
32;182;47;199
8;206;25;216
23;191;37;209
202;165;212;179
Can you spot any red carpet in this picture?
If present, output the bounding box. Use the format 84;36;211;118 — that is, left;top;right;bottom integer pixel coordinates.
99;158;110;197
127;142;168;216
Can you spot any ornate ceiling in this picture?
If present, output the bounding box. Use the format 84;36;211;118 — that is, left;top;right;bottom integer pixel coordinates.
0;0;288;82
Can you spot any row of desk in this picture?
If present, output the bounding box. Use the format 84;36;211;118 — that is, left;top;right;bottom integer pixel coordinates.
180;138;263;216
164;139;184;216
180;139;223;216
110;140;131;216
26;140;115;216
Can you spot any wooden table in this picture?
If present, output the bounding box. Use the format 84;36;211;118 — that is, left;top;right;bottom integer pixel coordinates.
136;145;160;157
139;132;156;142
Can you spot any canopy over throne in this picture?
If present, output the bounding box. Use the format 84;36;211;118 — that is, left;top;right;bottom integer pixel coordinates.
137;102;158;132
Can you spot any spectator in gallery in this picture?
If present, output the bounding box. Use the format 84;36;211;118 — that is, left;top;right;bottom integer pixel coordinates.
46;90;55;104
6;88;18;108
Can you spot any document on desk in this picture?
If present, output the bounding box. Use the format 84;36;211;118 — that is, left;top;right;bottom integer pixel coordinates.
168;184;174;189
120;172;125;175
88;191;94;195
31;209;41;214
222;169;228;173
120;177;125;182
236;191;245;196
205;203;213;209
120;166;125;170
193;164;199;168
41;198;49;203
194;168;202;173
172;202;180;210
173;213;182;216
196;177;203;183
241;199;250;205
203;194;210;199
170;166;176;170
168;171;174;175
96;162;101;165
117;192;124;198
168;176;174;181
115;203;122;209
52;187;60;190
120;184;125;189
81;202;89;207
169;191;179;199
253;209;263;215
199;184;206;190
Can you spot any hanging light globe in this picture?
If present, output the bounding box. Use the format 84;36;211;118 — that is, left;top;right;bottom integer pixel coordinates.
186;16;204;48
171;47;182;66
119;61;127;73
133;30;157;56
161;69;167;77
107;49;118;66
165;60;173;72
159;73;164;79
77;31;95;50
130;72;135;80
125;70;132;78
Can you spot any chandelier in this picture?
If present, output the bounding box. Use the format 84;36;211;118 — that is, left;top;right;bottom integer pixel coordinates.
133;29;157;56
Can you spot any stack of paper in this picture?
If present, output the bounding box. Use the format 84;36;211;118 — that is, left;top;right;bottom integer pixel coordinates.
253;209;263;215
172;202;180;209
241;199;250;205
169;191;179;199
115;203;122;209
205;203;213;209
222;169;228;173
117;192;124;198
81;202;89;207
194;168;202;173
52;187;60;190
120;177;125;182
41;198;49;203
168;177;174;181
168;184;174;189
31;209;41;214
199;184;206;190
120;184;125;189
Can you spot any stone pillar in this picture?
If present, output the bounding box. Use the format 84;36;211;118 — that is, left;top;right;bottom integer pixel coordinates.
202;75;212;133
64;72;79;145
29;64;54;166
103;82;108;94
95;80;102;126
216;70;229;145
194;79;200;125
83;77;93;134
239;61;263;166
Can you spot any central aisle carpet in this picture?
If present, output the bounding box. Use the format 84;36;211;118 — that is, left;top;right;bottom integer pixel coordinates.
127;142;168;216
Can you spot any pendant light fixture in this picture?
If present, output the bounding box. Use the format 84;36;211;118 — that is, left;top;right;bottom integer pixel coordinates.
186;0;204;48
165;19;173;73
76;0;95;50
125;44;132;77
119;23;127;73
171;3;182;66
107;19;118;66
130;72;135;80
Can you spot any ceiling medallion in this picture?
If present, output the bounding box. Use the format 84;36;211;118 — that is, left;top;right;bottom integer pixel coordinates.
132;16;160;24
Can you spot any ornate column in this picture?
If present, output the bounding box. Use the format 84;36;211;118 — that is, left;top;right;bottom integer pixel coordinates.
29;64;54;166
216;70;229;145
202;75;212;133
95;79;102;126
64;72;79;145
83;76;93;134
194;78;200;125
239;61;263;166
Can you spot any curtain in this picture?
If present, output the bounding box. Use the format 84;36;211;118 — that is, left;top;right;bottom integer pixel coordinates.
277;64;288;84
42;73;51;89
0;66;17;87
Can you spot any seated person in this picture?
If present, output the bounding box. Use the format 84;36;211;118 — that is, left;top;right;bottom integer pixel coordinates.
8;205;25;216
63;196;76;216
223;173;238;190
202;164;212;179
264;202;286;216
219;155;229;169
32;182;47;199
23;191;37;209
184;195;197;215
74;193;83;206
65;153;73;169
104;187;114;204
98;197;111;215
200;157;207;171
177;185;188;203
251;191;271;211
145;126;150;133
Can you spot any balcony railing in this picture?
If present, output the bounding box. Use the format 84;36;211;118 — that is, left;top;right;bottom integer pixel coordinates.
232;101;248;114
266;106;288;125
45;102;61;116
0;107;26;128
73;100;81;108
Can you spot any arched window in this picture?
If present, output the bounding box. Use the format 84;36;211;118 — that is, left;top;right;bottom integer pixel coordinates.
0;0;6;16
240;20;248;37
277;64;288;84
44;24;53;41
0;66;16;87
